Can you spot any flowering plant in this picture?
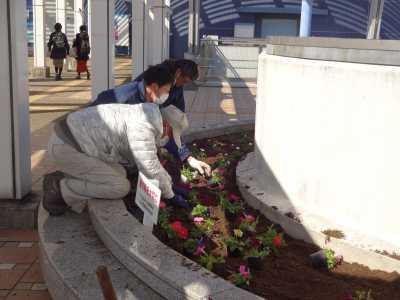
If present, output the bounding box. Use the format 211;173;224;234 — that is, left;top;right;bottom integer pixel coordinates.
183;238;198;254
239;214;258;233
232;265;252;286
181;165;195;182
257;226;286;255
191;204;209;217
158;208;175;239
199;253;225;271
196;218;215;237
226;236;247;254
219;192;242;215
245;247;270;259
171;221;189;240
228;194;241;202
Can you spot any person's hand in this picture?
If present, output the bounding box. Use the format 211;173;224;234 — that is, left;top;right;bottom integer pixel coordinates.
187;156;211;177
162;121;172;139
165;194;190;209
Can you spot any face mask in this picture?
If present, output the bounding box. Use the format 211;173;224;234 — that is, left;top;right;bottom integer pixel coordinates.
154;93;169;105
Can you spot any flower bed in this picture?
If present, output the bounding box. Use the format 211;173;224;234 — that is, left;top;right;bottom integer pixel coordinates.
128;131;400;300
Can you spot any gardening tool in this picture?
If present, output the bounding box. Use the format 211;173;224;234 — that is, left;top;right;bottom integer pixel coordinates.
96;265;118;300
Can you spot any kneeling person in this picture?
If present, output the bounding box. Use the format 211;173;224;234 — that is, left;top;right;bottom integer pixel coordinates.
43;102;184;215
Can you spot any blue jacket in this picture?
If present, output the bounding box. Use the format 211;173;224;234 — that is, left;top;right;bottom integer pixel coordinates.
90;80;190;162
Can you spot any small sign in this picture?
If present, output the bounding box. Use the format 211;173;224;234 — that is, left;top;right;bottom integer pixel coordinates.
135;172;161;229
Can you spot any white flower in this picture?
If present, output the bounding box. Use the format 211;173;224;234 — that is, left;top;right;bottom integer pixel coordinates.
200;148;205;152
236;147;240;150
193;143;197;147
248;142;253;146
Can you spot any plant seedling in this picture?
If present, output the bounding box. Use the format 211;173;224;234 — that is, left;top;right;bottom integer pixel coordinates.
239;214;258;234
257;225;286;255
199;253;225;271
188;191;200;206
232;265;252;287
191;147;207;160
183;238;198;255
191;204;209;217
181;165;195;182
208;169;224;186
226;236;247;257
219;192;242;217
158;208;176;239
196;218;215;237
310;248;343;270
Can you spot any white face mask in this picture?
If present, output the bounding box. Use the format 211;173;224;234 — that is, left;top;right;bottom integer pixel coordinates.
154;93;169;105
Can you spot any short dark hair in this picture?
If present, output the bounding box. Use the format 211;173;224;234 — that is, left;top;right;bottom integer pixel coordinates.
79;25;87;32
54;23;62;31
162;59;199;81
142;65;174;87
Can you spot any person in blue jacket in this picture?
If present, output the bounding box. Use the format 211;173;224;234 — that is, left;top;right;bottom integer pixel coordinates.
91;60;211;207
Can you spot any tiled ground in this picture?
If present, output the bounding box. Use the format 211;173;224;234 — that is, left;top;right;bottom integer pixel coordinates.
2;57;257;299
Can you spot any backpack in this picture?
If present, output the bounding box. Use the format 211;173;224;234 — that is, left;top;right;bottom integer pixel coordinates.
53;32;65;48
79;32;90;55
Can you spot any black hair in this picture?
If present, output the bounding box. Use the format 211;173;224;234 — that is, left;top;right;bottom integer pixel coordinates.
142;65;174;87
54;23;62;31
162;59;199;80
79;25;87;32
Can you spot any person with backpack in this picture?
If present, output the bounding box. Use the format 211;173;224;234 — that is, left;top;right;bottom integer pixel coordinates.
48;23;70;81
72;25;91;80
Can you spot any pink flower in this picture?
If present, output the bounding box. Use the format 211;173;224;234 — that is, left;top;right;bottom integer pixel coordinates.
217;168;225;176
194;245;206;256
239;265;250;279
229;194;241;202
193;217;205;224
240;214;255;223
159;201;166;209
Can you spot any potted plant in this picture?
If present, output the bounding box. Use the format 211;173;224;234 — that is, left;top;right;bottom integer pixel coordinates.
239;214;258;234
199;253;225;274
310;248;343;270
257;226;286;255
231;265;252;290
245;248;270;271
208;169;224;189
191;204;209;217
219;192;242;221
183;238;198;258
226;235;247;257
181;165;195;183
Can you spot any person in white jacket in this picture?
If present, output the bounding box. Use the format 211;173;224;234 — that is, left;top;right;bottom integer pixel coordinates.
43;66;187;215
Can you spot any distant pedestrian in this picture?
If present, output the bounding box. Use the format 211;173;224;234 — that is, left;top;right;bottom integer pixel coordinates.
48;23;70;81
72;25;91;80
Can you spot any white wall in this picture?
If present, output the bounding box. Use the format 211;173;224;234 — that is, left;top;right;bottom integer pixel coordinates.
255;52;400;250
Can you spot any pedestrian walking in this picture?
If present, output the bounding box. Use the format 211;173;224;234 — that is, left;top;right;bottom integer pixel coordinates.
47;23;70;81
72;25;91;80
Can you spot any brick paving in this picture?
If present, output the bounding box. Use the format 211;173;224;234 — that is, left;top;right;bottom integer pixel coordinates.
0;57;256;300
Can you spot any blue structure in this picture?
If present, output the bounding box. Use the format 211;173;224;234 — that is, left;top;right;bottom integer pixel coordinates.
26;0;400;59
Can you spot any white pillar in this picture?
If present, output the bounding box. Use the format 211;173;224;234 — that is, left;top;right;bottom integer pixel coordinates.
74;0;84;32
132;0;147;79
367;0;385;39
56;0;66;27
147;0;170;66
90;0;115;100
32;0;50;77
188;0;200;55
0;0;32;199
299;0;313;37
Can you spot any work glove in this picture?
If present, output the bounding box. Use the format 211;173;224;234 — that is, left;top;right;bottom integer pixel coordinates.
187;156;211;177
166;194;190;209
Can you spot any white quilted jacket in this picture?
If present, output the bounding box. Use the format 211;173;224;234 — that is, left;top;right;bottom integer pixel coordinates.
66;103;174;198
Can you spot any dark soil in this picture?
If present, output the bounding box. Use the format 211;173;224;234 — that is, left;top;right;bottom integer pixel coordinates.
127;131;400;300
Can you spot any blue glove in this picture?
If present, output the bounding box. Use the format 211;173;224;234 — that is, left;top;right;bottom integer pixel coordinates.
166;194;190;209
172;186;190;198
163;138;191;162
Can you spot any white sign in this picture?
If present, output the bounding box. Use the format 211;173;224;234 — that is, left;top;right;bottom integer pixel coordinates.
135;172;161;229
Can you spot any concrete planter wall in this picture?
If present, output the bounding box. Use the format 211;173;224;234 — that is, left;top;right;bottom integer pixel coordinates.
255;40;400;253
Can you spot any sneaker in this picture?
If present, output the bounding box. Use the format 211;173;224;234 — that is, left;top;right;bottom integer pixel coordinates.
87;72;91;80
42;171;69;216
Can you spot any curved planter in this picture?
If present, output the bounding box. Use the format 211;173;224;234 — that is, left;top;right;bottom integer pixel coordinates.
88;200;262;300
237;152;400;274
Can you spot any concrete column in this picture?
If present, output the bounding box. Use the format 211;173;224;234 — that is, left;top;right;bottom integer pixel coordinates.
299;0;313;37
367;0;385;39
188;0;200;55
132;0;147;79
0;0;32;199
90;0;115;100
74;0;84;32
56;0;66;27
147;0;171;66
32;0;50;77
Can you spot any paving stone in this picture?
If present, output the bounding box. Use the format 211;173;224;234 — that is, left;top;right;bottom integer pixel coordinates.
20;262;43;283
0;231;38;242
0;264;15;270
14;283;32;291
17;243;33;248
5;290;52;300
0;270;25;289
0;246;38;264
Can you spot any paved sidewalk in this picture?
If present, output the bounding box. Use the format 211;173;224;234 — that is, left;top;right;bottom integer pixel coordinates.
3;57;256;299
